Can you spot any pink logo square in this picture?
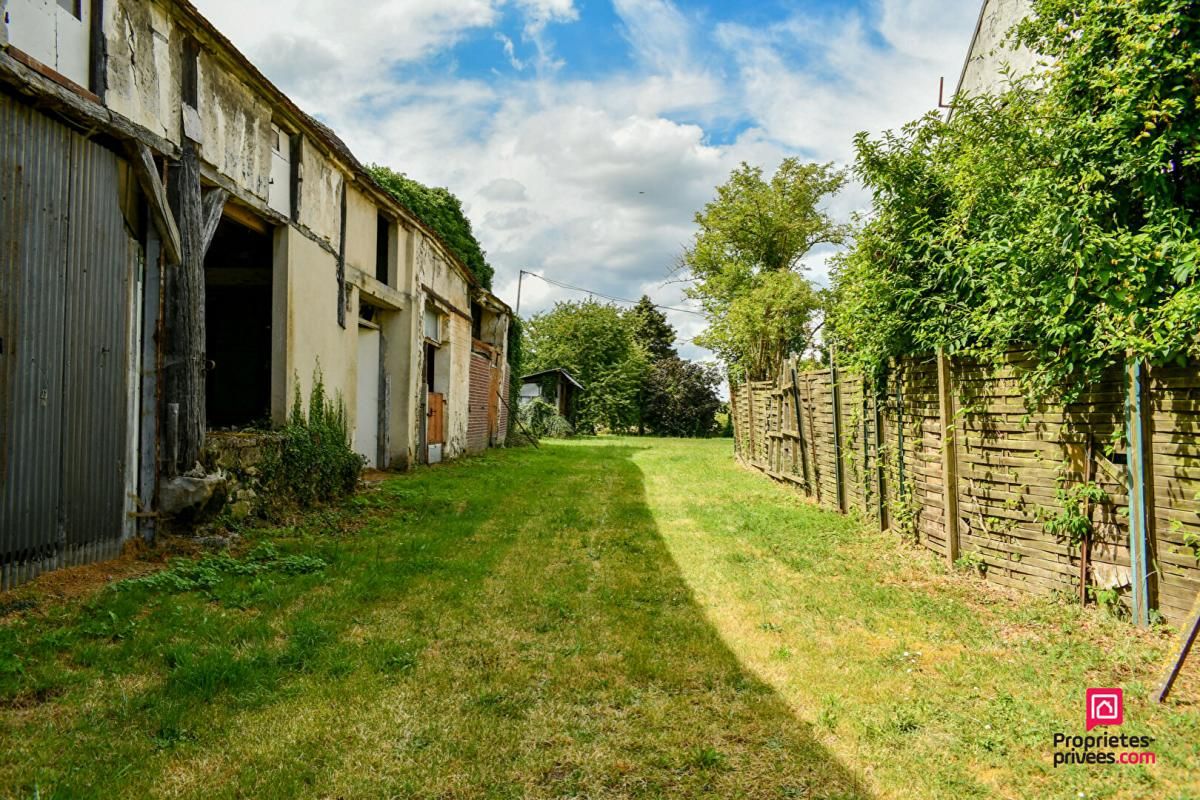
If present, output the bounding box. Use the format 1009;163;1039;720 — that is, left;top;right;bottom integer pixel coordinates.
1086;688;1124;731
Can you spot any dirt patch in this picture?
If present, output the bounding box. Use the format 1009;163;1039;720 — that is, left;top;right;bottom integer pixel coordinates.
0;536;207;621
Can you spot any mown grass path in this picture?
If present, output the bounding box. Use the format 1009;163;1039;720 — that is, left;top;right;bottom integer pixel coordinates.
0;439;1197;799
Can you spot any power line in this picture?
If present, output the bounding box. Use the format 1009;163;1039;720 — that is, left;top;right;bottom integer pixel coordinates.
519;271;707;317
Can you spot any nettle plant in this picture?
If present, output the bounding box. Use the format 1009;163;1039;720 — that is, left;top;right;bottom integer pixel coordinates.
830;0;1200;400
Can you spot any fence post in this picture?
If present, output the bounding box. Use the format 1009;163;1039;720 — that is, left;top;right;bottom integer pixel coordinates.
1125;358;1153;628
895;362;905;507
746;381;756;464
937;348;961;566
830;346;846;513
875;372;888;531
790;365;811;493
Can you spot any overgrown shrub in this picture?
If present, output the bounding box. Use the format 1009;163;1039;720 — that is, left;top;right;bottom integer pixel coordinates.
830;0;1200;399
518;398;574;439
262;374;363;507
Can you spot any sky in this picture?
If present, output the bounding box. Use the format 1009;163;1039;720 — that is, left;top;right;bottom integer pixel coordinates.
192;0;981;363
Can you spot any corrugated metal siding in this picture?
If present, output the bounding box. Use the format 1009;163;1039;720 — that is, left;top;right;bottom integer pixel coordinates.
0;93;71;587
467;352;491;454
62;133;133;559
497;362;509;445
0;94;135;589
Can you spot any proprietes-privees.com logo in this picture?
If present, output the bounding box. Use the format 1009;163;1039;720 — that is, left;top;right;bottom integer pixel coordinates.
1052;689;1157;767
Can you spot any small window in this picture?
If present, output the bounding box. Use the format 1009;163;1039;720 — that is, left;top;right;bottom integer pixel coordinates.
423;310;441;343
376;213;390;285
182;38;200;108
268;125;292;217
471;302;483;341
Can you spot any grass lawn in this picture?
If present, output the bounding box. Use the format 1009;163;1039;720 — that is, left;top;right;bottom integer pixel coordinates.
0;438;1197;799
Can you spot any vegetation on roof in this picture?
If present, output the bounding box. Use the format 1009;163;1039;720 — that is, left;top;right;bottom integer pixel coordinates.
367;165;494;290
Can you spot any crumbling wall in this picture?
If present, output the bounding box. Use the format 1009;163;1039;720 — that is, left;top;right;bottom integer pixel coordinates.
104;0;181;144
197;49;271;201
344;185;377;276
298;138;343;244
202;431;283;519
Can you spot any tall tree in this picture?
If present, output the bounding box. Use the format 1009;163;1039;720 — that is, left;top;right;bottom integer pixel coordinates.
523;300;648;433
683;159;846;380
642;358;722;438
629;296;677;361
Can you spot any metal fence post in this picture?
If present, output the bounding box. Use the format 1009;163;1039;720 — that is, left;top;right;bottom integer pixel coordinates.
830;345;846;513
1125;358;1154;628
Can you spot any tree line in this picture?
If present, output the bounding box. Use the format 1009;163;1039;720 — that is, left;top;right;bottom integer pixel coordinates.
522;297;724;437
683;0;1199;402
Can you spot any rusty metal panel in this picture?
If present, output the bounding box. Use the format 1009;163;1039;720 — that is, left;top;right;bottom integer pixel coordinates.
0;92;71;587
0;93;135;589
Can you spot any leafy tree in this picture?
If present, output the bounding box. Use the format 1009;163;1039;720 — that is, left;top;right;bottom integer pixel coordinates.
831;0;1200;399
523;300;648;433
642;358;722;437
683;159;847;380
629;296;678;361
367;165;494;289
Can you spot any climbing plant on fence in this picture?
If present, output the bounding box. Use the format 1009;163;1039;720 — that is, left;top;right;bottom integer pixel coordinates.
829;0;1200;399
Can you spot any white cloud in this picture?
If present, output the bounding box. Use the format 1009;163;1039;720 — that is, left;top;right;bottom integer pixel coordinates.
191;0;980;364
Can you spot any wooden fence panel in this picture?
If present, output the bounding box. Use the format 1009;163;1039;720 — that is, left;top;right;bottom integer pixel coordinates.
730;352;1200;625
1148;364;1200;622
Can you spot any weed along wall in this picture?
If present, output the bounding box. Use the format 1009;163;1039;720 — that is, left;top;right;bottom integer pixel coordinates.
731;353;1200;625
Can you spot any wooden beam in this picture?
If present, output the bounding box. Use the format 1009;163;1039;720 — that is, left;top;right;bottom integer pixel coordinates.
165;136;207;473
220;201;271;236
0;51;177;156
1156;601;1200;703
199;188;229;257
127;143;182;265
937;348;961;565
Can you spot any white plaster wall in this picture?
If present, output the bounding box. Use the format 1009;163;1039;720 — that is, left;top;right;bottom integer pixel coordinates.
415;236;470;311
344;186;377;276
958;0;1040;98
197;50;271;201
298;139;343;244
103;0;181;144
445;313;472;459
284;227;357;423
401;231;474;463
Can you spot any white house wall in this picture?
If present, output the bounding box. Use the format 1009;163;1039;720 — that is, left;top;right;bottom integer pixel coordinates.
957;0;1039;98
104;0;182;145
196;49;272;201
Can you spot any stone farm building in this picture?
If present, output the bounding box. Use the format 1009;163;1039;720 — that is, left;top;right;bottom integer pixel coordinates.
0;0;512;588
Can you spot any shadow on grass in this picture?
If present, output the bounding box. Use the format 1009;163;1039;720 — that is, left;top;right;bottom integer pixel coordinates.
0;440;873;799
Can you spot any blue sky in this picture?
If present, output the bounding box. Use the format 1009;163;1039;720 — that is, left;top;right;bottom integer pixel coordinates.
193;0;981;362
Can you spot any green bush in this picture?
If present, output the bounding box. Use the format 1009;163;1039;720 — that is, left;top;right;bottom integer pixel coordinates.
518;398;574;439
262;374;363;508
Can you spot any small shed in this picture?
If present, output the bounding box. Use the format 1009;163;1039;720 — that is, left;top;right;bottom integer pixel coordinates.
520;368;584;423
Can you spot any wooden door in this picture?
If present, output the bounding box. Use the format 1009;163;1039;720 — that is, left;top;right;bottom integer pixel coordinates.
487;362;501;445
354;326;380;467
427;392;445;445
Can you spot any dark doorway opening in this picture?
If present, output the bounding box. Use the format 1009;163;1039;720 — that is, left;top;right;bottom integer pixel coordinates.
204;217;273;429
